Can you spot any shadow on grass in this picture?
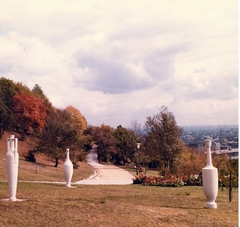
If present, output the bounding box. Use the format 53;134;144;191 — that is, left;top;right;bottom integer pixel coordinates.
20;159;61;169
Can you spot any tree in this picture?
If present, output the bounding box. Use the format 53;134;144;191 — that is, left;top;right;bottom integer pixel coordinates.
144;106;183;172
13;93;48;134
92;124;116;163
37;108;79;167
15;82;33;96
141;135;160;168
113;125;137;165
65;106;87;137
0;77;18;111
0;78;18;135
212;154;238;202
176;145;206;176
129;119;143;139
32;84;46;100
32;84;55;116
0;98;12;138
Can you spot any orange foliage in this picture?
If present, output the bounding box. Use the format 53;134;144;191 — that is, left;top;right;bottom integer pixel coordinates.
176;145;206;176
13;93;48;131
65;106;87;136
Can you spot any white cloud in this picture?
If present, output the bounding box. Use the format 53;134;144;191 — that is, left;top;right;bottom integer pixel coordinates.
0;0;238;128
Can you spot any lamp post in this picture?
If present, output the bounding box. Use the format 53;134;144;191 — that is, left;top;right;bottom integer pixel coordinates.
136;143;141;175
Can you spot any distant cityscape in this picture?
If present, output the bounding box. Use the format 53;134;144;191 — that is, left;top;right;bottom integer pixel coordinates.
181;125;238;159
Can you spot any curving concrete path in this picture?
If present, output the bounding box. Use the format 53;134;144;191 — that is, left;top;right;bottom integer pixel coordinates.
75;145;134;185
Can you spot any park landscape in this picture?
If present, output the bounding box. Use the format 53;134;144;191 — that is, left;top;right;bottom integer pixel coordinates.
0;90;236;222
0;1;238;226
0;131;238;227
0;78;238;226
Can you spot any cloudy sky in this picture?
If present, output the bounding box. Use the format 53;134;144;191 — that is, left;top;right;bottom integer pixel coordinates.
0;0;238;128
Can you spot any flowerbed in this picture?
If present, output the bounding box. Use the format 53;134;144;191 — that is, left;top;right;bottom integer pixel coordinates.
133;173;202;187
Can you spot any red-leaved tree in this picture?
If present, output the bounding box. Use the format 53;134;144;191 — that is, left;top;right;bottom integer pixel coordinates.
13;93;48;133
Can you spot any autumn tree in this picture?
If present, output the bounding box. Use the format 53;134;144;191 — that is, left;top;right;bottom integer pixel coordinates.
212;153;238;202
32;84;55;116
65;105;87;137
144;106;183;172
13;93;48;135
176;145;206;176
15;82;34;96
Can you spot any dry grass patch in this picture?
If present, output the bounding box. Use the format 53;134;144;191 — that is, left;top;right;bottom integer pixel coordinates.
0;183;238;227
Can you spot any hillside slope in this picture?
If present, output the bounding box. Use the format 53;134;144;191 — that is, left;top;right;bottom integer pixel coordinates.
0;131;93;182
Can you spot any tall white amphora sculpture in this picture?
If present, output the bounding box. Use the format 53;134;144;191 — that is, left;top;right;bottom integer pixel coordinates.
6;135;19;201
63;149;73;187
202;139;218;208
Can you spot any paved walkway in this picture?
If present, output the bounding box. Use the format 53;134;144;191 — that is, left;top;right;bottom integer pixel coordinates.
75;145;134;185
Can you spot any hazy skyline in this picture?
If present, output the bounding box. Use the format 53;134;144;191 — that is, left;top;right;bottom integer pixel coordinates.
0;0;238;128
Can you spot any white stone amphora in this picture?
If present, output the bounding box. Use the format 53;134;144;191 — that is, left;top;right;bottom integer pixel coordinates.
202;139;218;208
63;149;73;187
6;135;19;201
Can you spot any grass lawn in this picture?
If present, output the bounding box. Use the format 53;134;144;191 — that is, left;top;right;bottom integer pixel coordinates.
0;182;238;227
0;133;238;226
